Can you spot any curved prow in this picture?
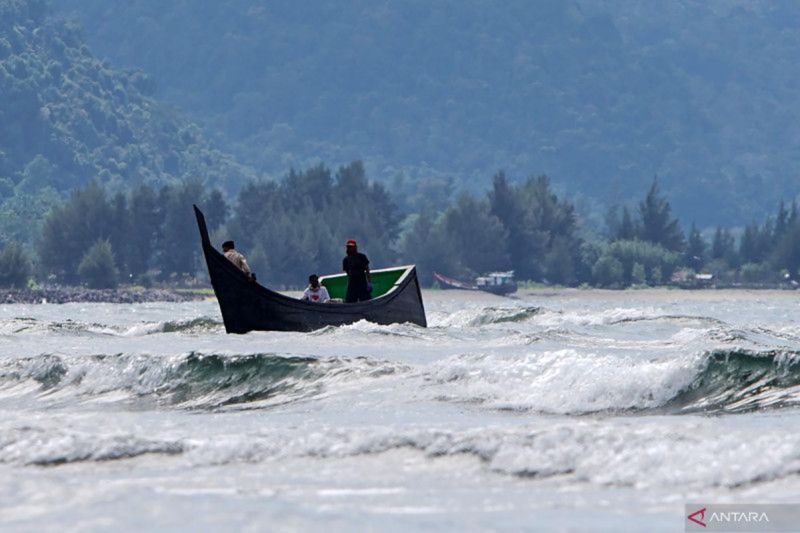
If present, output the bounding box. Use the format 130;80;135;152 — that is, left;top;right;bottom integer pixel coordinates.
193;204;427;332
193;204;212;249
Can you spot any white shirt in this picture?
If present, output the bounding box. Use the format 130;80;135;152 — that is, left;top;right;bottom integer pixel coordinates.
301;285;330;303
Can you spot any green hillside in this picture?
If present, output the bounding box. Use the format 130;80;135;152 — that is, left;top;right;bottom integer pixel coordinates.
0;0;255;242
55;0;800;224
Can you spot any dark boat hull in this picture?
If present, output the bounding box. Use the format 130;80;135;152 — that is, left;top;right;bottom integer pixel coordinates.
479;283;517;296
434;271;516;295
433;271;478;291
194;206;427;333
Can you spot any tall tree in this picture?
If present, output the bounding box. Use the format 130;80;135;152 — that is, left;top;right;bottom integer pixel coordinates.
39;181;113;282
0;242;32;288
160;179;206;277
78;239;118;289
488;171;535;275
109;192;130;278
203;188;229;232
128;184;160;277
710;226;738;266
616;207;637;241
772;219;800;280
442;194;510;276
684;223;706;271
638;179;684;252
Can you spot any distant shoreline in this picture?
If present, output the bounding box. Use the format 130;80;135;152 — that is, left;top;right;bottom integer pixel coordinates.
2;284;797;305
512;286;800;302
0;288;211;305
423;286;800;303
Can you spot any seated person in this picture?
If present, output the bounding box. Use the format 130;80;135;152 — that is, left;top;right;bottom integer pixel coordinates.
221;240;256;281
301;274;330;303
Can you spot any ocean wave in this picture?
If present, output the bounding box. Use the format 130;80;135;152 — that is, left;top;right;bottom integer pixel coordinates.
310;319;430;340
425;348;800;415
156;317;224;334
5;347;799;415
0;352;409;409
535;307;727;329
0;316;225;337
667;349;800;413
0;427;182;466
431;306;541;328
0;317;119;336
425;349;697;414
7;422;793;490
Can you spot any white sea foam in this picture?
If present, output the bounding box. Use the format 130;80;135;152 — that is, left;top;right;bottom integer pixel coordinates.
2;295;800;530
0;420;777;490
0;427;182;465
423;349;703;413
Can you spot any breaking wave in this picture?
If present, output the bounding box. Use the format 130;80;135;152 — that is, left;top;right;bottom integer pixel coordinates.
3;347;800;415
667;349;800;413
155;317;224;334
0;316;224;337
4;422;797;490
0;427;183;466
426;348;800;415
0;352;408;409
431;305;541;327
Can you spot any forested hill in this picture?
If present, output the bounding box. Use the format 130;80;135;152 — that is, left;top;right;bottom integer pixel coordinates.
56;0;800;225
0;0;254;201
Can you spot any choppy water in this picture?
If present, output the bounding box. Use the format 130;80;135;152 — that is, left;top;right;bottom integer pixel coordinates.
1;290;800;531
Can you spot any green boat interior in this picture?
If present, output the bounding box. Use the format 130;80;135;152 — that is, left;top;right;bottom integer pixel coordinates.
320;266;409;300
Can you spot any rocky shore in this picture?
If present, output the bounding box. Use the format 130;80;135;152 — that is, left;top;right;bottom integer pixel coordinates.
0;288;210;304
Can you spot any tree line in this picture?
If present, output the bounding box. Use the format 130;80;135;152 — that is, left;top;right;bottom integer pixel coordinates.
1;160;799;290
0;179;228;288
56;0;800;225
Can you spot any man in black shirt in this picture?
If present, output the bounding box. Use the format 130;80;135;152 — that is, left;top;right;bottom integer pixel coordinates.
343;239;372;302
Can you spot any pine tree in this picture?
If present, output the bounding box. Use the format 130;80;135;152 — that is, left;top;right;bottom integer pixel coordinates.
203;188;228;232
0;242;32;288
442;194;510;276
616;206;637;241
684;223;706;271
772;218;800;280
128;184;160;277
157;179;205;277
488;171;532;274
638;178;685;252
710;226;737;266
78;239;118;289
39;181;113;282
109;192;130;278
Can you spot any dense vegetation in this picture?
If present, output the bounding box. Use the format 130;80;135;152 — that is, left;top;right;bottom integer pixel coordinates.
56;0;800;224
0;0;255;247
1;1;800;291
1;162;795;290
35;179;228;288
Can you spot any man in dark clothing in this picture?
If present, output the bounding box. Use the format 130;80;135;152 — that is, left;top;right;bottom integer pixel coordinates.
342;239;371;302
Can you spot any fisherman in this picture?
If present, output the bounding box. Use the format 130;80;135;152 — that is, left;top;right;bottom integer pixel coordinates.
221;240;256;281
301;274;330;303
342;239;372;302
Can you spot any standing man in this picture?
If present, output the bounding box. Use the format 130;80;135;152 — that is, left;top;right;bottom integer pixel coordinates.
222;240;256;281
342;239;371;302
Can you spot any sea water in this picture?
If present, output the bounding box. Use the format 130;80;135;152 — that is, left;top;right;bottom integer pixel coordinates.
1;290;799;532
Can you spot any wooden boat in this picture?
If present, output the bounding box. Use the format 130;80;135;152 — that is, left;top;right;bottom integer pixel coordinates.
194;206;427;333
476;271;518;295
433;271;478;290
434;270;517;296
